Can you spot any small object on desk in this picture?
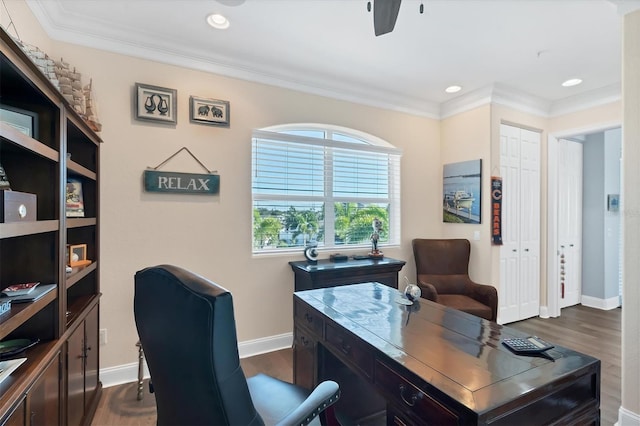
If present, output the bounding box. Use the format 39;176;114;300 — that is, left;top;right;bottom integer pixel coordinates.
352;255;370;260
303;245;318;264
329;253;348;262
2;282;39;296
502;336;554;355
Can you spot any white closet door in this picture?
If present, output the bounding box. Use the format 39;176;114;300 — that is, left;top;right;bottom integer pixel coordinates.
518;129;541;319
499;124;521;324
499;124;541;324
558;139;583;308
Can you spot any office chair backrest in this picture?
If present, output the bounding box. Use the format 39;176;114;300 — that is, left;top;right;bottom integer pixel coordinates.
134;265;263;426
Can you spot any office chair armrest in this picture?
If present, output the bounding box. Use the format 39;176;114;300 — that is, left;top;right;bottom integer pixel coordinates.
416;279;438;301
275;380;340;426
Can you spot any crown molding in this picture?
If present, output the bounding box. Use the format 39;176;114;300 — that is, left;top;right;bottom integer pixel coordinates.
25;0;441;120
25;0;621;122
548;83;621;117
609;0;640;15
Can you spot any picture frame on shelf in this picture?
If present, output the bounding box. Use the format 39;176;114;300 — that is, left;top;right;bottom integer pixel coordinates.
134;83;177;124
67;243;91;267
189;96;230;127
66;178;85;217
0;162;11;191
0;104;38;138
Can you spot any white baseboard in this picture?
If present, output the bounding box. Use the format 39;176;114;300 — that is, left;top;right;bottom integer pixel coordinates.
581;295;620;310
100;333;293;388
539;305;550;318
615;406;640;426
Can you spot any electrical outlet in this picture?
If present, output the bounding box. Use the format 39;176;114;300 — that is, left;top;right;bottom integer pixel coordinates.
99;328;107;345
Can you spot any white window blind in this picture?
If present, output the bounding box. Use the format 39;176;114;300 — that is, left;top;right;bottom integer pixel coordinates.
252;127;401;253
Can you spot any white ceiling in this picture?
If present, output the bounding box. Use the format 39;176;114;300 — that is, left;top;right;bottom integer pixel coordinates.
25;0;628;117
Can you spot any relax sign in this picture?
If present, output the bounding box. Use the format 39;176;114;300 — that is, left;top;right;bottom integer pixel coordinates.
144;170;219;195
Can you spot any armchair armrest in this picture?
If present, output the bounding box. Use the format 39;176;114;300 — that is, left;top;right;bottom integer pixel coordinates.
466;280;498;321
416;278;438;302
276;380;340;426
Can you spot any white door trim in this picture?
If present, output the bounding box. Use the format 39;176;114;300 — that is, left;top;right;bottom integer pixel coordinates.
546;121;621;318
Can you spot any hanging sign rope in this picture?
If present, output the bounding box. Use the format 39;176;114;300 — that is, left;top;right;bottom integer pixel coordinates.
491;176;503;245
144;147;219;195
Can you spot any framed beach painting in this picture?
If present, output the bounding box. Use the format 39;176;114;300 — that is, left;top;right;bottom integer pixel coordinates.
443;159;481;224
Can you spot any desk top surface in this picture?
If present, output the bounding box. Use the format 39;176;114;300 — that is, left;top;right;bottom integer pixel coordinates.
294;282;600;415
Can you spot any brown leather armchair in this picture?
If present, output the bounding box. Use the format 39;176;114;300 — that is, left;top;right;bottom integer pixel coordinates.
412;238;498;321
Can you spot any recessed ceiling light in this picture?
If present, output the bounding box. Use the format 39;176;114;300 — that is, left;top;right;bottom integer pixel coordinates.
562;78;582;87
207;13;230;29
445;85;462;94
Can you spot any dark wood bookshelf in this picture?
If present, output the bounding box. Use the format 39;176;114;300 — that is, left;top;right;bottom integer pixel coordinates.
0;26;102;425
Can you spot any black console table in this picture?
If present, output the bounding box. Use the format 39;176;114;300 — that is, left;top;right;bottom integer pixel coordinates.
289;257;406;290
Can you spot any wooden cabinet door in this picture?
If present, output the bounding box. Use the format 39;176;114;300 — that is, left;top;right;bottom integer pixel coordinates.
29;355;60;426
3;399;25;426
67;325;85;426
84;307;99;407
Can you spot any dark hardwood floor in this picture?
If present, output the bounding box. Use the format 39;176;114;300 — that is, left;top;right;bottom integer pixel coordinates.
91;305;620;426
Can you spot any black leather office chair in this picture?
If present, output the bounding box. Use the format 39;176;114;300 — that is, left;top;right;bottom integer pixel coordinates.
134;265;340;426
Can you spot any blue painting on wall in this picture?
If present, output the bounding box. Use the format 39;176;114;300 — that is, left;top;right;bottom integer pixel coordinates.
443;159;481;224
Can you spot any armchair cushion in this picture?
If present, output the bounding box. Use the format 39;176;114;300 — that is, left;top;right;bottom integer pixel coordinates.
436;294;494;321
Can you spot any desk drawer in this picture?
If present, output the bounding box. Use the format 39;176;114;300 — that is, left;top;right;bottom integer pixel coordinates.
375;360;458;425
294;300;324;336
325;322;373;379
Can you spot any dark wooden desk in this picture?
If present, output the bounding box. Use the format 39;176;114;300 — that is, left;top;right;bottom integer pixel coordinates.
293;283;600;425
289;257;406;291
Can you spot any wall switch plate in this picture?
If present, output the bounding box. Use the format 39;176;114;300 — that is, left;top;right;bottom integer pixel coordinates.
99;329;107;345
473;231;481;240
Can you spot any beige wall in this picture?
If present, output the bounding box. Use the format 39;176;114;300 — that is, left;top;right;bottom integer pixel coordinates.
439;105;492;283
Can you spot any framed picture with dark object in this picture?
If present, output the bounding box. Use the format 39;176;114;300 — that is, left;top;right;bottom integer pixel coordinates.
66;178;85;217
134;83;177;124
67;243;91;267
0;104;38;138
189;96;230;127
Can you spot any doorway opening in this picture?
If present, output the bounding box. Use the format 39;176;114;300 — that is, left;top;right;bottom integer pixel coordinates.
547;126;622;318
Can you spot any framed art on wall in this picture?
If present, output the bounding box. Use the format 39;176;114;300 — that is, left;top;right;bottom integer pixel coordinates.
189;96;230;127
443;159;482;224
134;83;177;124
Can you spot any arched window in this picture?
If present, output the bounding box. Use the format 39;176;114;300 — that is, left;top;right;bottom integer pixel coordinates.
252;124;402;254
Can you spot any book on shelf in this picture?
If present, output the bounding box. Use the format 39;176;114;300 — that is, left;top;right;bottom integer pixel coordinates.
0;283;56;304
2;282;39;296
65;178;84;217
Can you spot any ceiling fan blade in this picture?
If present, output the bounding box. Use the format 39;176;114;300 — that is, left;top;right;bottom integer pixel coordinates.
373;0;402;36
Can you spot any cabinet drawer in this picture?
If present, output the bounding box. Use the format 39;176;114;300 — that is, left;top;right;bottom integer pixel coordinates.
294;301;324;336
293;326;316;390
375;360;458;425
325;323;373;379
